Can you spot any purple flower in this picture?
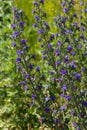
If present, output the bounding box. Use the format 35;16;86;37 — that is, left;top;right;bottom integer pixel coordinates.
52;109;57;114
57;77;63;82
77;127;81;130
64;55;69;63
49;71;54;75
44;22;50;29
40;117;46;123
11;24;16;29
12;31;19;38
60;106;66;111
63;8;68;13
65;95;72;100
37;85;42;90
44;107;50;112
50;96;56;101
71;111;75;116
20;81;26;85
16;58;21;63
78;44;82;49
60;69;67;75
55;61;60;66
55;50;60;55
33;23;37;27
48;43;52;48
31;54;36;59
31;94;37;100
71;51;75;56
38;29;44;34
12;42;16;47
16;50;24;55
45;97;50;101
67;45;72;52
12;7;17;12
35;15;39;21
67;30;73;34
32;9;36;14
19;21;25;27
24;86;28;90
33;2;39;6
36;66;40;71
24;46;29;50
62;85;67;90
80;34;84;39
40;0;45;4
82;101;87;107
73;122;77;127
29;102;35;107
28;64;34;69
50;34;55;40
81;67;86;72
84;8;87;12
62;1;66;7
38;38;42;42
54;119;59;124
21;39;27;44
25;74;30;79
60;93;65;97
75;73;81;80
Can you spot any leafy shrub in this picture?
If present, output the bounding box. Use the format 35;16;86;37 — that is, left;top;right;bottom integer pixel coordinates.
0;0;87;130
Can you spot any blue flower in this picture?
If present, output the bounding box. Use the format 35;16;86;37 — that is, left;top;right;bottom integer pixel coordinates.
12;42;16;47
65;95;72;100
82;101;87;107
16;50;24;55
50;34;55;40
35;16;39;21
38;29;44;34
20;81;26;85
62;85;67;90
40;0;45;4
60;69;67;75
21;39;27;44
56;40;62;46
33;23;37;27
31;94;37;100
73;122;77;127
19;21;25;27
50;96;56;101
45;97;50;101
55;50;60;56
34;2;39;6
63;8;68;13
12;31;19;38
11;24;16;29
36;66;40;71
54;119;59;124
37;85;42;90
24;46;29;50
75;73;81;80
60;106;66;111
16;58;21;63
44;107;50;112
67;45;72;52
55;61;60;66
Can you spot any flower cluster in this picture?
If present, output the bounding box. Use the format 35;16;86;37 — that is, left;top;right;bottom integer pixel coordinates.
33;0;87;129
11;0;87;129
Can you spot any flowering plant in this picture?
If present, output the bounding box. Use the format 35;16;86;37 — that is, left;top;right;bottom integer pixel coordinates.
11;0;87;129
